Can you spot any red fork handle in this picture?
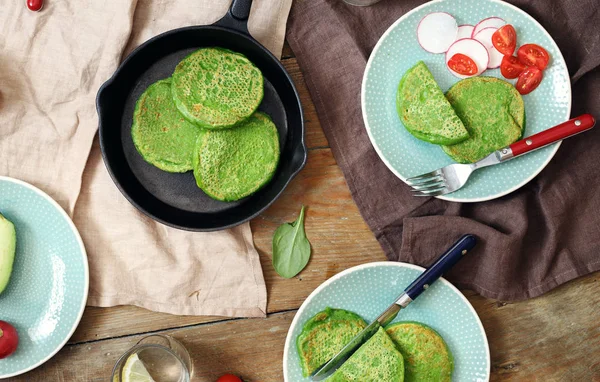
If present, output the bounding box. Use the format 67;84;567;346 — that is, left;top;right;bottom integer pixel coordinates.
510;114;596;157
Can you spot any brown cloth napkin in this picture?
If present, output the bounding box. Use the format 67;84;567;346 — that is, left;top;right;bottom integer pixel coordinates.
0;0;292;317
287;0;600;301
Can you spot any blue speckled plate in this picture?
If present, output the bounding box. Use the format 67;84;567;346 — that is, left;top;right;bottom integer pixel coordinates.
283;262;490;381
362;0;571;202
0;176;88;378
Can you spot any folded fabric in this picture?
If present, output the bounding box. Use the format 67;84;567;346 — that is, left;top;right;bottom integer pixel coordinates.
287;0;600;300
0;0;292;317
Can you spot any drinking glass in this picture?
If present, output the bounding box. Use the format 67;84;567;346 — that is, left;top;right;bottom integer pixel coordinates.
111;334;192;382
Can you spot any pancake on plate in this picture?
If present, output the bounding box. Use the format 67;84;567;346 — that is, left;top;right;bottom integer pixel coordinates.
329;326;405;382
192;111;279;202
296;308;367;377
171;47;263;129
386;321;453;382
442;76;526;163
131;78;201;172
397;61;469;145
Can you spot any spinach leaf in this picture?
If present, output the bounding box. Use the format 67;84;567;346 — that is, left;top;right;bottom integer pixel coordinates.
272;206;311;278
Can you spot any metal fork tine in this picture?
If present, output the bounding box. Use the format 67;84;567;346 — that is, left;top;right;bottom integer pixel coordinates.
411;182;447;192
406;169;442;184
412;186;450;197
410;178;446;190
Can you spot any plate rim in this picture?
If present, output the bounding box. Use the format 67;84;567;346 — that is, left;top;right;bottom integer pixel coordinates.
282;261;491;381
361;0;572;203
0;175;90;378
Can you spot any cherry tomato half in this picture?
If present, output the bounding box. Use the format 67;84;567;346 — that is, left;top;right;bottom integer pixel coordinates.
517;43;550;70
492;24;517;56
216;374;242;382
447;53;478;76
0;321;19;359
516;66;543;95
500;55;527;79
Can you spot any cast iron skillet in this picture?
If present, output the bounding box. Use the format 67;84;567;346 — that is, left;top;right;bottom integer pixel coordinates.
96;0;306;231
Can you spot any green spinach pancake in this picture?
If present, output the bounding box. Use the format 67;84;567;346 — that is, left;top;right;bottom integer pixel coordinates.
442;76;526;163
193;111;279;202
131;78;201;172
386;322;453;382
171;47;263;129
329;327;405;382
397;61;469;145
296;308;367;377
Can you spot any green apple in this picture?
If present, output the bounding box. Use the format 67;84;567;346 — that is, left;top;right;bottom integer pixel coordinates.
0;213;16;295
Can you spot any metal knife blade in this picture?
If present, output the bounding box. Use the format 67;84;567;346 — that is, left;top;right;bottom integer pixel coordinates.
310;293;411;381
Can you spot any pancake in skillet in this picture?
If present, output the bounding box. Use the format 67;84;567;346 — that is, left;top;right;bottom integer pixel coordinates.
192;111;279;202
386;322;453;382
329;326;405;382
442;76;526;163
296;308;367;377
131;78;200;172
397;61;469;145
171;47;263;129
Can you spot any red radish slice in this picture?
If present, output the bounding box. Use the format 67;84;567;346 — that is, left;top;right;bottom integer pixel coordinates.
456;25;475;40
417;12;458;53
474;27;504;68
445;38;489;78
472;17;506;37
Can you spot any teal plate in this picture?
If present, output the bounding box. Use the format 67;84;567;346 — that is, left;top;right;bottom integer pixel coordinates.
362;0;571;202
283;262;490;381
0;176;88;378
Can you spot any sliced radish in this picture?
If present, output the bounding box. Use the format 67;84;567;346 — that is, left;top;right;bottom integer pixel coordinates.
472;17;506;37
417;12;458;54
473;27;504;68
456;24;475;40
445;38;489;78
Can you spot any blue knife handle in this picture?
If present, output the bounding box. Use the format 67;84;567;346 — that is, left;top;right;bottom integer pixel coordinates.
404;234;477;300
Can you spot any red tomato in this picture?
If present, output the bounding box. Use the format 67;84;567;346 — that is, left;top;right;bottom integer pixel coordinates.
447;53;478;76
517;44;550;70
26;0;43;11
216;374;242;382
492;25;517;56
516;66;543;95
500;56;527;79
0;321;19;359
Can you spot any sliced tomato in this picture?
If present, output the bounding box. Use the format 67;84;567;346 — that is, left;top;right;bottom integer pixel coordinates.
500;55;527;79
492;24;517;56
447;53;478;76
517;44;550;70
516;66;543;95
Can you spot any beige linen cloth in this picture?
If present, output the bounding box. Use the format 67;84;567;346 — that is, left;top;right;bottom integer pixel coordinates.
0;0;292;317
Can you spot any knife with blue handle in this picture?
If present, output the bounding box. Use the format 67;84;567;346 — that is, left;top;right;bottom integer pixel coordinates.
310;234;477;381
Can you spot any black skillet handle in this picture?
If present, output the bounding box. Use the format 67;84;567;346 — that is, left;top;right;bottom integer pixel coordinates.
214;0;253;35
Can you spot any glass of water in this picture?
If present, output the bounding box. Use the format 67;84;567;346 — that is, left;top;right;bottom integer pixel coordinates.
111;334;192;382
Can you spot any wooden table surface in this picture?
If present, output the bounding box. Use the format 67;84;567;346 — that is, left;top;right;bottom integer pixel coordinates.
7;45;600;382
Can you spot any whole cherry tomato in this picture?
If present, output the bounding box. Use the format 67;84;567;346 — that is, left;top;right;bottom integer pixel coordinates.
216;374;242;382
0;320;19;359
27;0;44;12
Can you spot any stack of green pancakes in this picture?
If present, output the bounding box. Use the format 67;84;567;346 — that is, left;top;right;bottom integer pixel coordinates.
132;47;279;202
297;308;453;381
397;61;525;163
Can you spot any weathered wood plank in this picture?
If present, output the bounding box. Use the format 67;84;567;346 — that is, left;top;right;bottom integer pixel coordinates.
10;312;296;382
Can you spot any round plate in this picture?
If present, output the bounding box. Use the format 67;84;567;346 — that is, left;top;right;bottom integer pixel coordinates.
283;262;490;381
362;0;571;202
0;177;89;378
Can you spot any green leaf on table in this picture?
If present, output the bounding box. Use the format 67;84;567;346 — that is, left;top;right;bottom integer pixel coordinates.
272;206;311;279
